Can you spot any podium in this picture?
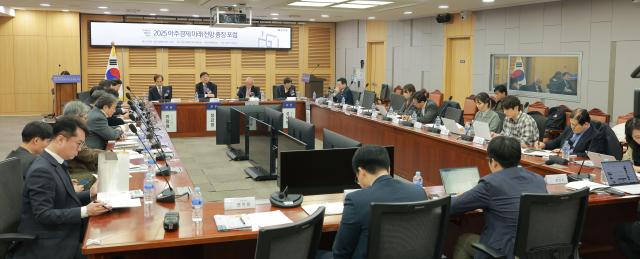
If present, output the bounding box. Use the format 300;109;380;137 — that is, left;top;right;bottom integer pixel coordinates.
302;73;325;98
51;75;81;115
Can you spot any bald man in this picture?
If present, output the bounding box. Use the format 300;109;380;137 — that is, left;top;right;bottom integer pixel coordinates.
236;77;261;99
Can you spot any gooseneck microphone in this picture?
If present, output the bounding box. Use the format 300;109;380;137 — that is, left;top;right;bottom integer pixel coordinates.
129;124;171;176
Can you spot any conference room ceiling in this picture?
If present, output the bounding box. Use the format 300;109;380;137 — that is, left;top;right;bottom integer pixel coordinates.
3;0;558;22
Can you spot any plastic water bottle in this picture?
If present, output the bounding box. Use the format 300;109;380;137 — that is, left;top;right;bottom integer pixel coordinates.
355;100;360;109
260;90;266;101
468;122;475;136
191;186;203;223
435;116;442;127
341;96;346;106
411;111;417;122
194;92;199;101
312;91;317;100
413;171;423;189
464;122;471;135
561;141;571;160
143;170;155;205
388;106;395;117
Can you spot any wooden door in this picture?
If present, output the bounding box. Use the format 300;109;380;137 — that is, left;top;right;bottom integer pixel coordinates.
366;42;385;93
446;38;471;105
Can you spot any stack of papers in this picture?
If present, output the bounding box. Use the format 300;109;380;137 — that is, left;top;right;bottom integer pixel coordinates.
522;148;553;157
114;140;139;149
128;163;147;172
214;210;293;232
302;202;344;215
97;192;141;208
565;180;608;191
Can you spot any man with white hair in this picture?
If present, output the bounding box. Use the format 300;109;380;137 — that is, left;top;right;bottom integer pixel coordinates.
236;77;261;99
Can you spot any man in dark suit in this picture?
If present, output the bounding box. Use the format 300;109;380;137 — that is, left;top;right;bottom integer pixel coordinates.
274;77;296;99
333;77;354;105
451;136;547;259
6;121;53;176
148;74;172;101
195;72;218;99
236;77;261;99
12;116;111;259
412;89;438;124
331;145;427;259
86;94;126;150
536;108;621;159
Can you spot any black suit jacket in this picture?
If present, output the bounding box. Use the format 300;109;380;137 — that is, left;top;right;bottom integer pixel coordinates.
148;86;172;101
275;85;297;99
195;82;218;98
13;151;91;259
544;125;596;157
332;175;427;259
236;86;261;99
333;87;354;105
543;121;622;159
5;147;36;177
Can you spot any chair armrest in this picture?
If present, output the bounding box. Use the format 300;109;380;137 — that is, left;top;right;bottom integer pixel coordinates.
0;233;37;242
472;243;507;259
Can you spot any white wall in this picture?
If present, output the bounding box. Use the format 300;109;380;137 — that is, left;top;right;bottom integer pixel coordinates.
472;0;640;121
336;20;366;91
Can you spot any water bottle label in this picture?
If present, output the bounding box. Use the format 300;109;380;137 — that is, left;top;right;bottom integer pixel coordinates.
192;199;202;206
144;183;154;190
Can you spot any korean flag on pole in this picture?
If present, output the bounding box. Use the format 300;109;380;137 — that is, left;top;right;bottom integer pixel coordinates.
105;42;123;101
511;56;526;87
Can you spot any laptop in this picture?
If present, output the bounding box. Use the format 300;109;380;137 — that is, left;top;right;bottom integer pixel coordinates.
442;118;463;135
473;121;492;140
440;167;480;195
376;105;388;117
601;160;640;194
587;151;617;168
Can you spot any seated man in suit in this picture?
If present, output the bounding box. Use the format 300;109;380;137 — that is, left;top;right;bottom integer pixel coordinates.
275;77;297;99
452;136;548;259
86;94;127;150
236;77;261;99
12;116;111;259
6;121;53;176
104;88;127;127
492;85;507;112
63;101;102;191
195;72;217;99
411;89;438;124
148;74;172;101
331;145;427;259
496;96;539;147
332;77;354;105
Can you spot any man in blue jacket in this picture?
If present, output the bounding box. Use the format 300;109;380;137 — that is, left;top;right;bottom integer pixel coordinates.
451;136;547;259
331;145;427;259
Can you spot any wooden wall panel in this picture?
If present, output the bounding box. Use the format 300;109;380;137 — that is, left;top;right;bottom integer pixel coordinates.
210;74;232;99
168;49;195;68
129;74;156;99
0;36;14;95
0;17;13;35
241;50;266;69
276;26;299;68
87;74;104;88
88;47;110;68
13;36;48;94
129;48;158;68
205;49;232;68
12;11;46;36
308;27;331;69
168;74;196;99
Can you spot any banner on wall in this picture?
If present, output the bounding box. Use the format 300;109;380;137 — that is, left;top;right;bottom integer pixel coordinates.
161;103;177;133
282;102;296;129
206;102;220;131
90;22;291;49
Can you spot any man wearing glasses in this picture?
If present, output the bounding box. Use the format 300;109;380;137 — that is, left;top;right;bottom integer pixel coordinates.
535;108;621;159
12;116;111;259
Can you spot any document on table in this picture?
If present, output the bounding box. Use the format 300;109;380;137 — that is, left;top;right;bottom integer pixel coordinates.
97;191;141;208
302;202;344;215
213;215;251;231
214;210;293;232
565;180;608;191
522;148;553;157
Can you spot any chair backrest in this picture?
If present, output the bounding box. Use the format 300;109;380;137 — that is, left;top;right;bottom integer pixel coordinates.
352;91;362;105
588;108;610;124
463;95;478;122
496;111;506;133
77;91;91;104
527;101;549;117
429;90;444;107
527;111;547;141
444;107;463;125
272;85;280;100
0;158;23;256
254;207;325;259
361;90;376;109
389;93;405;112
617;112;634;125
368;196;451;259
514;188;589;259
379;84;390;101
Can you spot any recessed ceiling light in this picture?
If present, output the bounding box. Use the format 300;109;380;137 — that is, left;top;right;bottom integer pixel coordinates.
332;3;374;8
309;18;316;21
270;13;279;16
482;0;495;2
301;0;347;2
98;6;108;9
40;3;51;7
103;11;111;14
368;16;376;20
321;14;329;18
348;1;393;5
403;11;413;15
438;5;448;9
149;13;156;16
288;2;333;7
160;8;169;12
273;17;279;20
62;9;69;12
192;14;199;17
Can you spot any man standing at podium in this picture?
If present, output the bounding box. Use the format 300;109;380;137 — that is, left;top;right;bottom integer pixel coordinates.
333;77;354;105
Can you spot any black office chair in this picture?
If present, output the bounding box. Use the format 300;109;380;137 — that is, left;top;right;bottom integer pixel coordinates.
496;111;506;133
352;91;362;106
527;111;547;142
473;188;589;259
389;93;405;112
272;85;280;100
77;91;91;104
361;90;376;109
379;84;390;101
368;196;451;259
444;107;464;125
0;158;36;257
254;206;325;259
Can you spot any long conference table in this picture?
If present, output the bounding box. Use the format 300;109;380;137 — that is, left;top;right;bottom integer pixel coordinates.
152;100;307;137
82;100;637;259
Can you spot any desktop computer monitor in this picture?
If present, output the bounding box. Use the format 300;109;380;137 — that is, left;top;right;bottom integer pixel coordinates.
389;93;405;112
229;108;248;158
323;129;360;149
245;117;275;180
264;107;283;131
287;117;315;150
278;146;395;195
216;106;240;145
276;130;307;172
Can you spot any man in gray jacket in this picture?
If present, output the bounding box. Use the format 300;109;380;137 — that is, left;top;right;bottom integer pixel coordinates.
6;121;52;176
85;94;126;150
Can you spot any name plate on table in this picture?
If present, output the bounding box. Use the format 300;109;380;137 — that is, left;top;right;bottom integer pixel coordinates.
170;98;182;103
392;118;400;124
209;98;221;103
245;100;259;106
413;122;423;129
371;111;378;119
440;128;450;136
161;103;177;132
473;136;485;145
206;102;220;131
224;197;256;210
282;102;296;129
357;107;363;115
545;174;569;185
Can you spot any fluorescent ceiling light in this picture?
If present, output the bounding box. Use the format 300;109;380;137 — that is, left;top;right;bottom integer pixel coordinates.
288;2;333;7
270;13;279;16
368;16;375;20
348;1;393;5
160;8;169;12
192;14;199;17
301;0;347;2
403;11;412;14
332;3;374;8
273;17;279;20
40;3;51;7
482;0;495;2
438;5;448;9
321;14;329;18
103;11;111;14
149;13;156;16
62;9;69;12
98;6;108;9
309;18;316;21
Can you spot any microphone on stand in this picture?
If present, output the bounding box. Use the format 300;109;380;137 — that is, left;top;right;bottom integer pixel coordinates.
129;124;171;176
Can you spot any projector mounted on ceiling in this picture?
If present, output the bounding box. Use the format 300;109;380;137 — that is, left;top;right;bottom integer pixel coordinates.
210;4;252;27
